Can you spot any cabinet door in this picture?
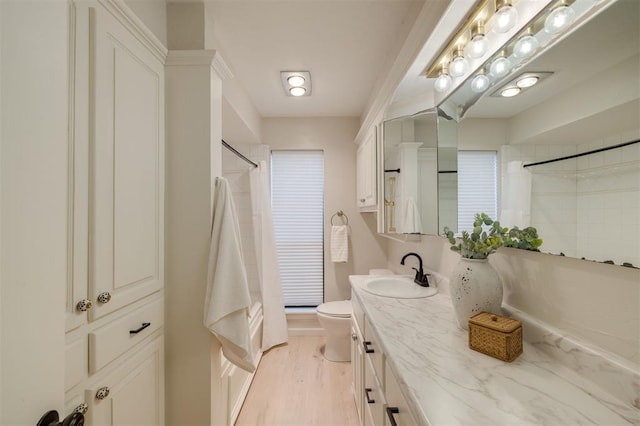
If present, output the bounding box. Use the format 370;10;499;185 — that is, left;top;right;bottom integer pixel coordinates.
352;322;364;424
89;3;164;321
384;360;417;426
357;128;377;210
87;337;164;426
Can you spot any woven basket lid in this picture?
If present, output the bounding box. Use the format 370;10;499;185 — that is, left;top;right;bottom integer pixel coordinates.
468;312;521;333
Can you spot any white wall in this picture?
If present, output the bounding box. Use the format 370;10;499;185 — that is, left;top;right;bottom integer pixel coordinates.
263;118;388;302
1;2;68;422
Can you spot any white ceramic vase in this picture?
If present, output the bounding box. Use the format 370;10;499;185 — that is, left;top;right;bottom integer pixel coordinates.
449;258;503;330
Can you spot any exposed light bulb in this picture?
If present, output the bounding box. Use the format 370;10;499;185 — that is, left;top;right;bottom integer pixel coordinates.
466;22;488;59
513;34;539;59
434;72;453;93
489;56;512;78
449;48;469;78
466;34;489;59
491;3;519;34
289;87;306;96
544;4;576;34
471;74;490;93
517;76;539;88
501;87;521;97
287;75;305;87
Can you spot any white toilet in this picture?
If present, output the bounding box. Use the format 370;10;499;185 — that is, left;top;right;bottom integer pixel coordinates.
316;300;352;362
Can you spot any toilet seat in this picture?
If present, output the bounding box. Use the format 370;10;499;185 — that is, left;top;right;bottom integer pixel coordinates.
317;300;351;318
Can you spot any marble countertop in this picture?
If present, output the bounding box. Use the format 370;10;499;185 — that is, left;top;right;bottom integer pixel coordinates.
349;275;639;425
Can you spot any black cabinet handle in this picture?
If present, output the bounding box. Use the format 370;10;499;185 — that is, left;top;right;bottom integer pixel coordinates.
364;387;375;404
129;322;151;334
386;407;399;426
363;340;374;353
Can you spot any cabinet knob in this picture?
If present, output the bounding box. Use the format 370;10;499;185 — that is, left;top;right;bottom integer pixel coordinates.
97;291;112;304
351;333;357;341
73;403;88;415
360;198;366;203
95;387;110;400
76;299;93;312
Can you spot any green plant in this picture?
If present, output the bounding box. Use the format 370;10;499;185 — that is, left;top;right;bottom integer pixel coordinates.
443;213;506;259
502;226;543;251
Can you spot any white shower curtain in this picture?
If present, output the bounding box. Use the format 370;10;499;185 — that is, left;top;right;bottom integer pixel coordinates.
250;161;288;351
500;161;532;228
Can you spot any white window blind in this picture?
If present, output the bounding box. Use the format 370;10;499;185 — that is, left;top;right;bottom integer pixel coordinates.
271;150;324;307
458;151;497;233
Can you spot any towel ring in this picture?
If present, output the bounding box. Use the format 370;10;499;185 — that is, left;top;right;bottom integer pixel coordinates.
331;210;349;226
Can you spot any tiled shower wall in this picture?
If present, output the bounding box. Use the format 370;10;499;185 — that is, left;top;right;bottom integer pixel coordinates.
222;143;270;299
501;130;639;266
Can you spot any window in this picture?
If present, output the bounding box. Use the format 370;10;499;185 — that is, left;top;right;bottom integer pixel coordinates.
271;150;324;307
458;151;498;233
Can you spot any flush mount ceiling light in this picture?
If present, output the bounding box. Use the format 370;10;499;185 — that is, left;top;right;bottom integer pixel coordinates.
491;71;553;98
280;71;312;97
501;86;521;97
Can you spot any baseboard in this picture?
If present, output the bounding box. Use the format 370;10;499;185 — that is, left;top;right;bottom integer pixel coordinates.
287;312;325;336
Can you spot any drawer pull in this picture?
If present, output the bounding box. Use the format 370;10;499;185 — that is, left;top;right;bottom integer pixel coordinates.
73;403;88;415
386;407;399;426
363;340;374;353
364;387;375;404
76;299;93;312
95;387;110;400
97;291;112;304
129;322;151;334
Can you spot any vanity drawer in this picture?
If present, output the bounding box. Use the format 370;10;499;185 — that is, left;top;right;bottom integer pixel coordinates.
364;317;384;380
364;356;385;426
89;297;163;373
384;360;417;426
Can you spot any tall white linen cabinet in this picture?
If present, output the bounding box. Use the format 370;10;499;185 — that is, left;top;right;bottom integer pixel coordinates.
2;0;165;423
65;1;166;424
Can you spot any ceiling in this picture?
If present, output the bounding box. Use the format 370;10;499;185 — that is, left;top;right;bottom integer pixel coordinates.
206;0;427;119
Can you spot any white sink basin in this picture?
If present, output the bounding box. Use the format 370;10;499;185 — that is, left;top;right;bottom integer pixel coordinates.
362;276;437;299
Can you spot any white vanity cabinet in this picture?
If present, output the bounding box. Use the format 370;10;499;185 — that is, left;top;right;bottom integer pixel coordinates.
351;294;365;423
352;294;417;426
64;1;166;422
357;127;378;211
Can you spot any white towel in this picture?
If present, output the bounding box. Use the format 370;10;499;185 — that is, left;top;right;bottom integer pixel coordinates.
403;197;423;234
331;225;349;263
204;177;255;373
500;161;532;228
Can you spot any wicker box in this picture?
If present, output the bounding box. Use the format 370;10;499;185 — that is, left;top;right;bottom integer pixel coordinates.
468;312;523;362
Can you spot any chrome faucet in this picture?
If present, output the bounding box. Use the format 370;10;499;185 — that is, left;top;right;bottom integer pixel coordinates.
400;252;431;287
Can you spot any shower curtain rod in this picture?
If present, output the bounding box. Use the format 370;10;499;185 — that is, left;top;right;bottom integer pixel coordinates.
222;139;258;168
523;139;639;168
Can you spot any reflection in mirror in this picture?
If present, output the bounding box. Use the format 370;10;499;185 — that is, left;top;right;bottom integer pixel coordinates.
383;111;438;235
382;109;458;236
437;110;458;235
453;0;639;267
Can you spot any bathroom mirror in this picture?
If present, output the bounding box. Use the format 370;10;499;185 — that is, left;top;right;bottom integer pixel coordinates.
381;108;458;236
449;0;639;266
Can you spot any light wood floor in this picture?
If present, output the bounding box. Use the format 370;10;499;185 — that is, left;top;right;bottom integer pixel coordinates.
235;335;359;426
